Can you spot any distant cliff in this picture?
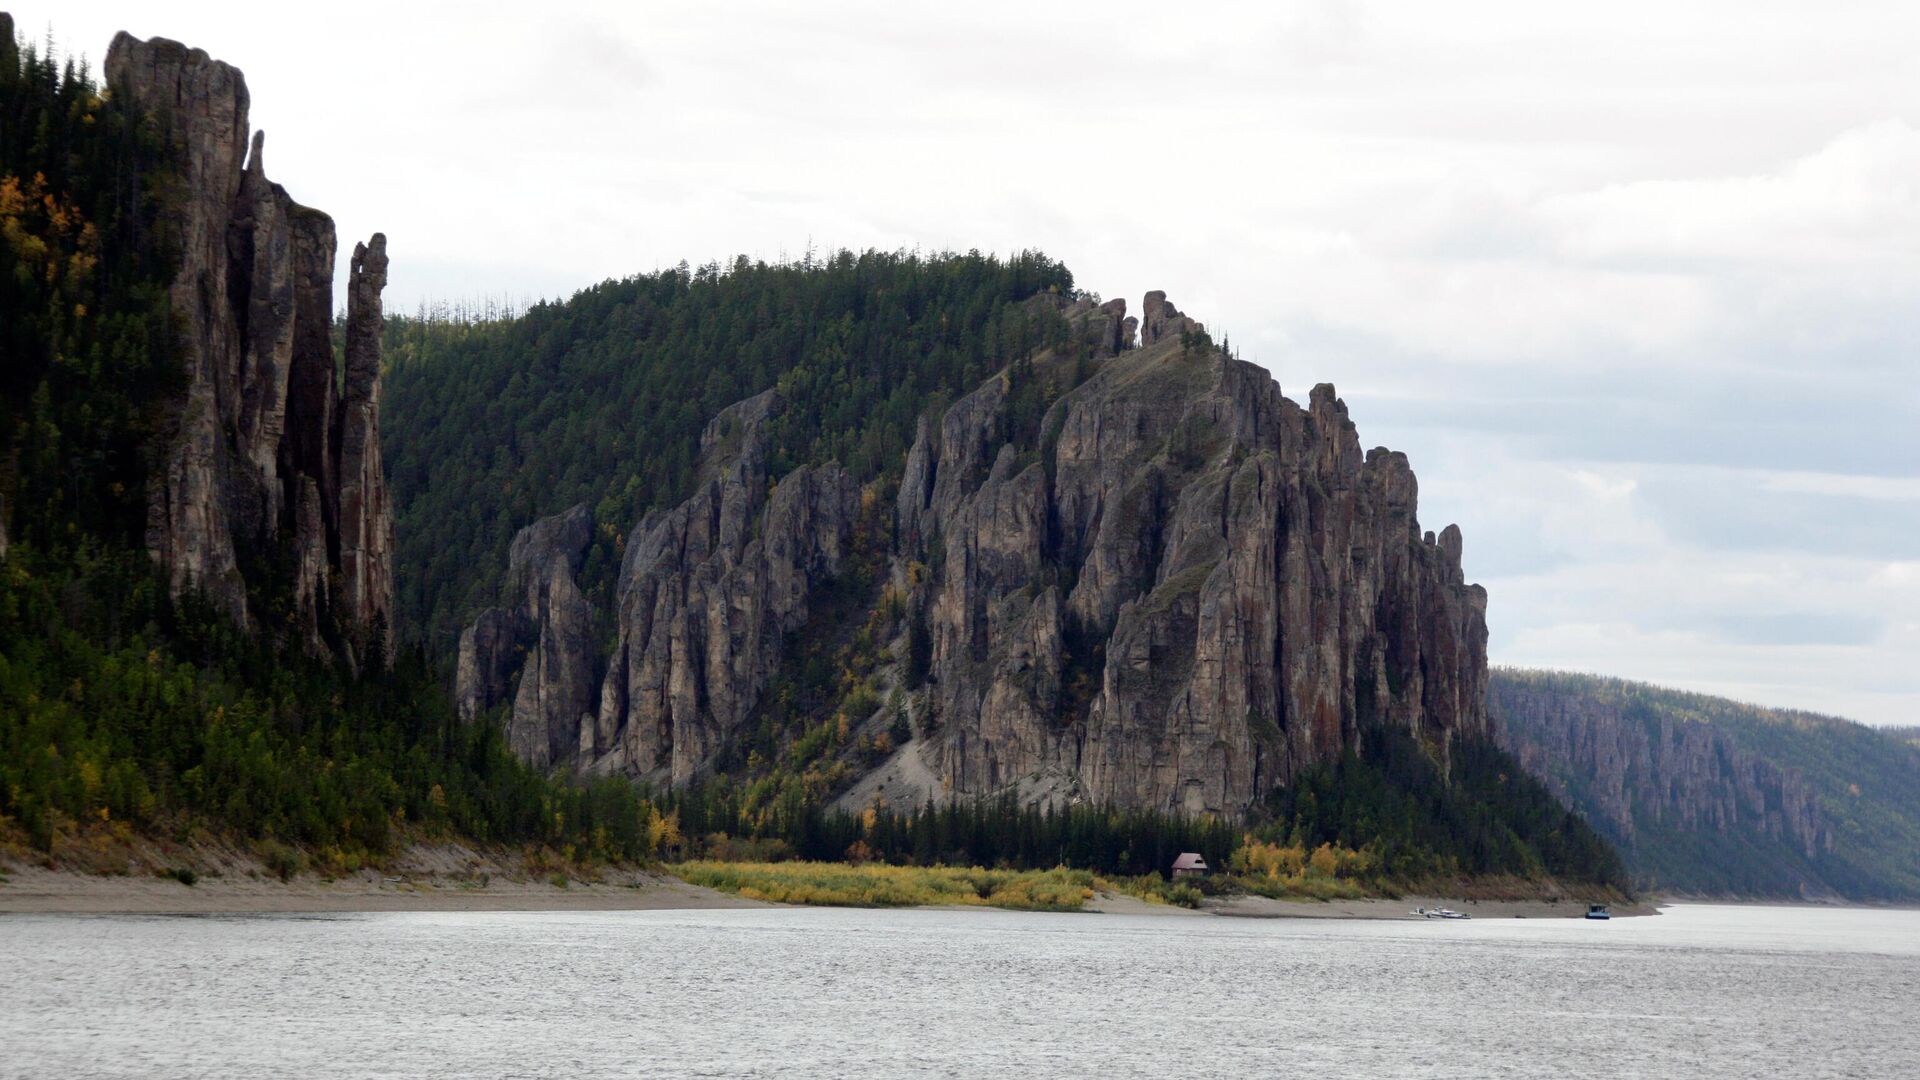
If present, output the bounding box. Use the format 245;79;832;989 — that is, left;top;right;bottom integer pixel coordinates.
104;31;394;665
1493;670;1920;900
456;293;1489;817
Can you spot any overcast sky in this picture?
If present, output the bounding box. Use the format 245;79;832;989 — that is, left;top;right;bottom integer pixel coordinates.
19;1;1918;725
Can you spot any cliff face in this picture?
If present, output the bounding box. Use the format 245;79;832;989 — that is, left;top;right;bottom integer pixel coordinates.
105;32;394;665
901;296;1487;814
1491;671;1838;894
455;504;597;768
460;294;1488;816
457;393;861;776
589;392;860;780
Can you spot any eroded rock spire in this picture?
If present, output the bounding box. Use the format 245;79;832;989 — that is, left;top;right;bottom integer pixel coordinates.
105;30;395;667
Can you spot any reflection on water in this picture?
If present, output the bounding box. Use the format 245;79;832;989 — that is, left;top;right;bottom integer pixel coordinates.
2;903;1915;1078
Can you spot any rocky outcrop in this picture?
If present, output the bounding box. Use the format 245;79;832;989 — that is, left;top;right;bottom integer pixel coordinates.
1137;289;1198;347
457;393;860;780
461;293;1488;811
454;608;528;725
454;504;597;768
901;297;1487;815
587;392;859;781
104;31;394;665
1492;672;1830;862
337;237;396;643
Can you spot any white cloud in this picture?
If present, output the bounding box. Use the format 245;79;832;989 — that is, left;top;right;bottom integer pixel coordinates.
1540;120;1920;268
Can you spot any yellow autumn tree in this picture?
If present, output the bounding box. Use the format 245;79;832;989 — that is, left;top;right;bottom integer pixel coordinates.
645;807;684;859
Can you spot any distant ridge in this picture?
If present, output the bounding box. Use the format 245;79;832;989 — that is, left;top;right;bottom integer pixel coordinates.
1493;669;1920;900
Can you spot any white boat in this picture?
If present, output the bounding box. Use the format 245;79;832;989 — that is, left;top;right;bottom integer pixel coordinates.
1414;906;1472;920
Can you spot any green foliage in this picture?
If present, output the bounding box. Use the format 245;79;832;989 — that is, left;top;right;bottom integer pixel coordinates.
0;25;1626;897
383;250;1078;655
669;785;1239;878
0;27;183;554
902;592;933;690
1099;872;1208;908
0;29;671;873
1254;724;1627;887
713;488;904;801
0;545;662;865
259;840;302;881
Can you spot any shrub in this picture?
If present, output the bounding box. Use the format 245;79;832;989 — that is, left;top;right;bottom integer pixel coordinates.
259;841;302;882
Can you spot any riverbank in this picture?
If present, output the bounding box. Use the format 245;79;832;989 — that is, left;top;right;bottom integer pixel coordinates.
2;839;1652;917
0;835;774;914
668;860;1656;918
0;870;1657;918
0;870;1659;918
0;861;768;914
1202;893;1660;919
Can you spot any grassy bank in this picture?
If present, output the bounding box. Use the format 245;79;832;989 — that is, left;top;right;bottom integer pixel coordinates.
668;856;1635;915
671;861;1104;911
670;860;1412;912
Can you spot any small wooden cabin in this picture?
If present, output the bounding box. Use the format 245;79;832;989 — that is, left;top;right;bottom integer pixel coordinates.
1171;852;1209;878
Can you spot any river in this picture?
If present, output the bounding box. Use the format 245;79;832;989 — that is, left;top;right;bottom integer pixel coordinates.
2;903;1914;1078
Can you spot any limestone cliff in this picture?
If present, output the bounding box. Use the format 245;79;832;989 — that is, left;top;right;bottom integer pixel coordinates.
104;32;394;665
461;295;1488;816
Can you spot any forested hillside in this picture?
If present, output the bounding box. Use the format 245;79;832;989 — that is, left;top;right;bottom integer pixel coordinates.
3;17;1625;896
0;24;1319;885
0;22;178;554
383;251;1077;655
1494;670;1920;900
386;261;1625;889
0;21;655;872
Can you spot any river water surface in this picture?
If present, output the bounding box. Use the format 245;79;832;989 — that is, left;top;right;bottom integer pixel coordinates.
2;902;1915;1078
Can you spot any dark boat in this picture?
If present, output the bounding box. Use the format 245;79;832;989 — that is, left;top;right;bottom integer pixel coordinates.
1586;904;1612;920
